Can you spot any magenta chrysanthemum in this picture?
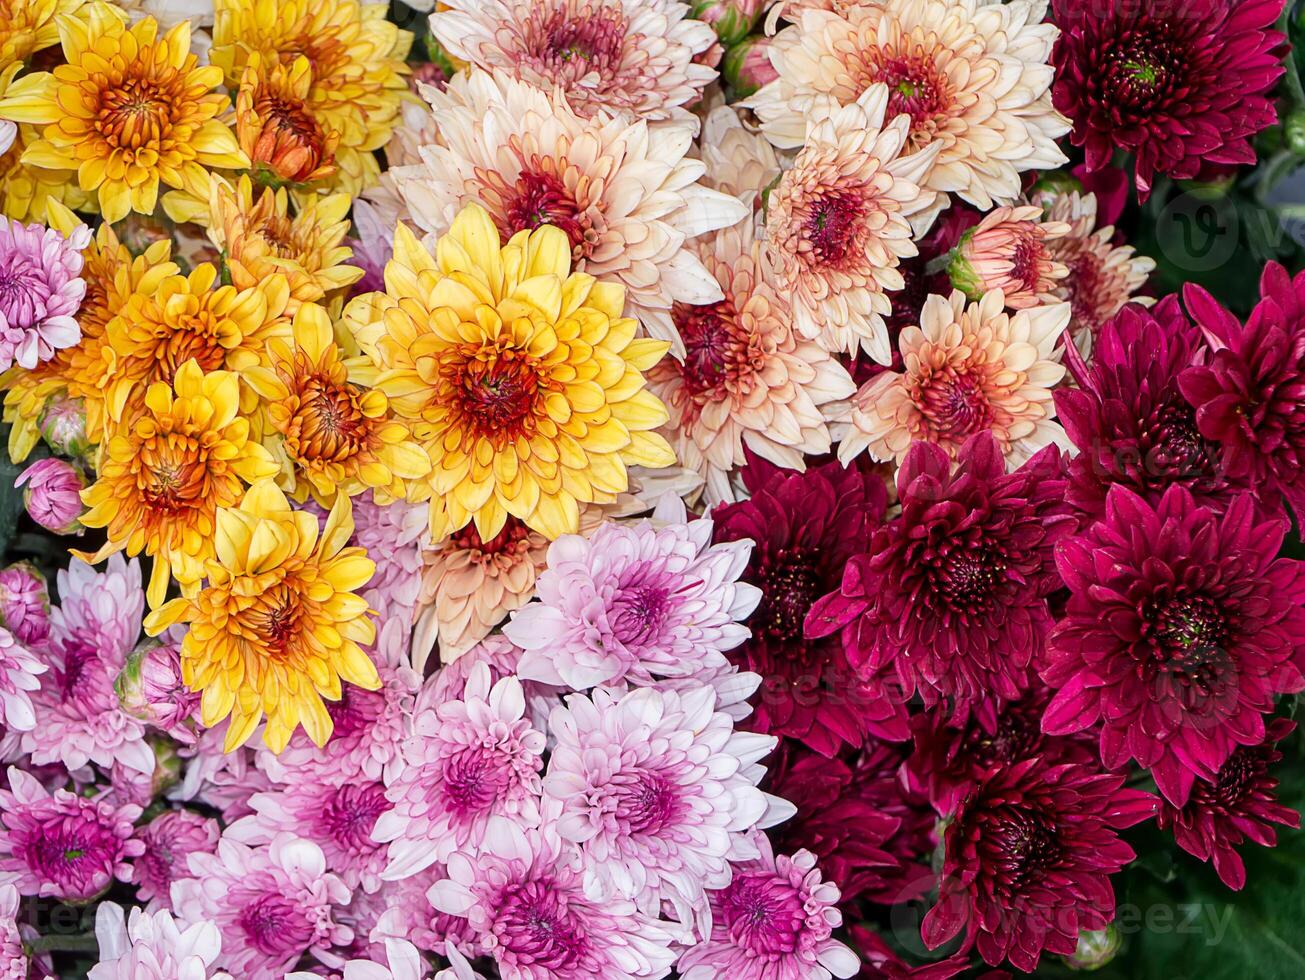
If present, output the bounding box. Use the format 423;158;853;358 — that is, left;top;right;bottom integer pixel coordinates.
0;767;143;902
1041;486;1305;806
128;809;221;910
0;217;90;371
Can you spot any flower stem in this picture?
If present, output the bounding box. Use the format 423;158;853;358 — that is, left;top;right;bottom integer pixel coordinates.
25;932;99;955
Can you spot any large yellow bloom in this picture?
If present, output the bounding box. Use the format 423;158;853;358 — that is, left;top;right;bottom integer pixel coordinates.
346;203;676;542
246;302;430;505
0;64;92;222
0;3;248;223
80;360;279;606
145;480;380;754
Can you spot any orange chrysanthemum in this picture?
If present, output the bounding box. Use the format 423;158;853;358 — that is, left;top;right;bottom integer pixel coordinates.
145;481;380;753
235;53;340;187
0;0;86;70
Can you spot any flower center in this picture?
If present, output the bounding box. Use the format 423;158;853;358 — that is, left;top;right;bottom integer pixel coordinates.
1143;400;1218;486
1149;595;1230;693
673;298;750;398
804;190;863;266
100;78;174;150
26;817;108;884
719;873;805;956
1209;749;1260;809
140;440;205;515
442;745;512;818
919;371;993;439
236;891;313;956
529;3;626;72
451;518;533;559
931;546;1005;612
985;809;1062;890
320;782;389;851
609;582;671;648
867;51;951;149
1098;23;1183;115
438;343;549;449
247;584;307;657
58;638;109;705
0;259;44;326
498;170;588;254
497;879;590;968
614;769;681;836
287;376;373;462
755;549;823;641
152;312;231;382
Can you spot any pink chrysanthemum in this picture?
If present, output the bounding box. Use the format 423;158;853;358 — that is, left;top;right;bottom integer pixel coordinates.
0;767;143;901
128;809;221;910
172;835;353;980
423;635;564;735
374;664;546;879
350;493;426;635
544;685;785;927
677;834;859;980
89;903;231;980
0;217;91;371
429;822;678;980
22;554;152;774
429;0;717;126
0;627;41;734
505;498;760;690
1042;486;1305;806
0;883;28;980
0;563;50;648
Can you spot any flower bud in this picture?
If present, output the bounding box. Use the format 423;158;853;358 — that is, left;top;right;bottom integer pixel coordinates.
15;457;86;535
38;393;90;459
236;55;339;186
0;563;51;648
116;640;200;745
722;35;778;101
692;0;764;47
1065;925;1120;971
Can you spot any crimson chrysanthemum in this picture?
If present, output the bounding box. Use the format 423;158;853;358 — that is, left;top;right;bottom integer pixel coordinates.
921;759;1156;971
711;455;905;756
808;433;1074;718
1051;0;1287;197
1042;485;1305;806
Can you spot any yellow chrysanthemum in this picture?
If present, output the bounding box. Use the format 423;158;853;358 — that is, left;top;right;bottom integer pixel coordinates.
144;480;380;754
245;302;430;505
80;360;279;606
1;203;177;461
236;53;340;187
0;3;248;223
0;0;86;71
207;176;362;311
0;63;93;222
346;203;676;542
210;0;411;196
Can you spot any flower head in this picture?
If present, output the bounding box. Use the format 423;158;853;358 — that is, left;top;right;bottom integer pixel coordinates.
116;638;200;744
16;457;85;534
235;53;340;186
0;563;50;648
348;202;675;542
0;628;41;734
127;808;220;908
0;217;90;370
948;205;1069;310
89;902;230;980
1051;0;1286;197
0;0;86;71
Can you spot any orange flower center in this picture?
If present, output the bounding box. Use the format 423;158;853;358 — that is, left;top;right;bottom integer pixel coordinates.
284;372;374;463
144;313;230;384
917;370;993;439
245;581;308;657
435;343;552;449
138;434;212;515
97;73;182;151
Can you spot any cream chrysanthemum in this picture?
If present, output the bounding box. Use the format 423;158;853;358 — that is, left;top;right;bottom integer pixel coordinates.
764;85;940;363
429;0;716;126
744;0;1069;211
949;204;1070;310
699;105;782;217
839;290;1070;468
647;219;854;504
392;70;746;352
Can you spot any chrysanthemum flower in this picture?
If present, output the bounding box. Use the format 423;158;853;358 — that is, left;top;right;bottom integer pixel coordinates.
1042;486;1305;806
0;3;247;223
545;685;784;927
348;203;676;542
0;0;86;71
210;0;411;197
1157;718;1300;891
429;822;678;980
0;216;90;371
1051;0;1286;198
839;290;1070;468
765;86;939;362
245;303;429;506
172;834;353;980
128;809;220;909
744;0;1069;209
373;664;545;879
678;834;859;980
348;494;427;631
89;903;230;980
0;767;143;901
146;480;380;753
424;634;564;734
80;362;279;605
808;434;1074;716
921;760;1156;972
393;70;745;350
1179;264;1305;522
505;496;758;690
17;457;85;534
429;0;716;126
0;628;41;734
712;456;905;756
0;883;28;980
699;105;781;211
947;205;1070;310
235;54;340;187
0;562;49;648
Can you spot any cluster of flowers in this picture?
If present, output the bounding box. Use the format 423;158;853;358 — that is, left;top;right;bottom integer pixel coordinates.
0;0;1298;975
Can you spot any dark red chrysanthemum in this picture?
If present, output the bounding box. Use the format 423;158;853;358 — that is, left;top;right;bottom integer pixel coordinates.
711;455;904;755
1051;0;1286;198
850;925;969;980
806;433;1075;719
1157;717;1300;890
1056;297;1250;520
904;689;1097;816
921;759;1156;972
1042;484;1305;807
1180;263;1305;523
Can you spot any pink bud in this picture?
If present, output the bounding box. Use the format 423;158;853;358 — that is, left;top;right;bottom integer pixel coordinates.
38;393;89;459
692;0;765;46
0;563;50;648
116;640;200;745
722;35;778;100
15;457;85;535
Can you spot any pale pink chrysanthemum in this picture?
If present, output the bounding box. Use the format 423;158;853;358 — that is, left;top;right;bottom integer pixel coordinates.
170;722;272;823
423;635;564;734
22;554;153;775
89;903;231;980
0;628;42;734
350;493;426;638
743;0;1069;211
287;938;433;980
0;217;91;371
172;835;353;980
129;809;221;910
677;835;859;980
504;497;761;690
0;563;51;649
0;883;28;980
949;205;1070;310
389;69;745;350
429;821;678;980
374;663;546;880
646;217;855;504
544;685;786;929
839;290;1071;468
764;86;941;363
229;774;392;895
699;106;782;216
370;863;484;960
429;0;717;127
0;767;143;901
